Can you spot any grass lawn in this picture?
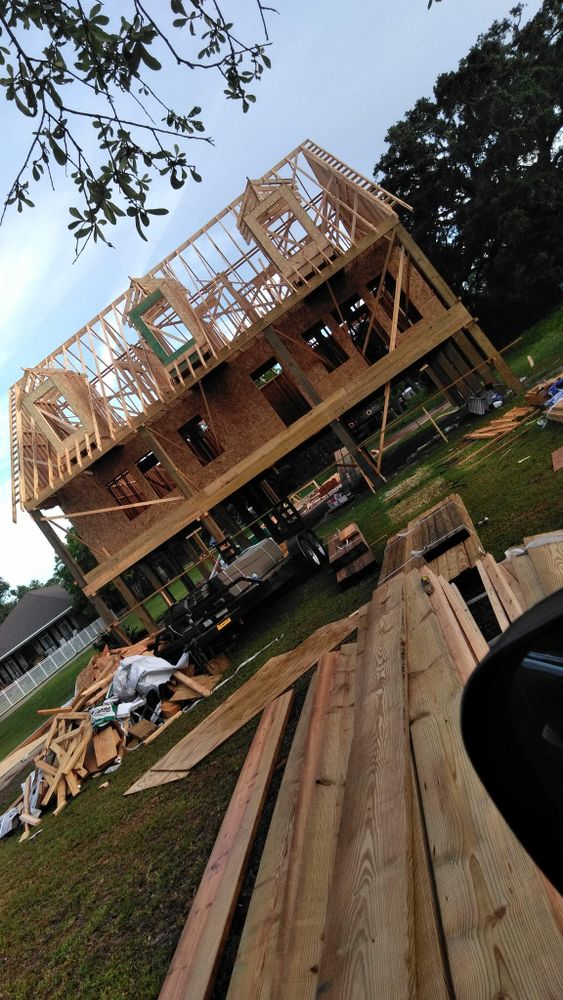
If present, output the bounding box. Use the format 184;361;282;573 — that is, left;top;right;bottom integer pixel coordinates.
0;306;561;1000
0;648;97;762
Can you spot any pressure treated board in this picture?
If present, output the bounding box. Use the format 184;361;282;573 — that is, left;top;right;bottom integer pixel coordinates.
410;758;450;1000
316;577;415;999
405;569;563;999
482;553;524;622
158;692;293;1000
476;559;510;631
504;554;546;610
126;611;363;794
525;538;563;596
226;676;319;1000
272;646;357;1000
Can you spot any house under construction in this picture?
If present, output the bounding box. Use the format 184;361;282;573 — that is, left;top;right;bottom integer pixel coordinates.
8;140;520;635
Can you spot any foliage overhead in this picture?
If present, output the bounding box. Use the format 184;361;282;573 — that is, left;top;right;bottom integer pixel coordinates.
0;1;273;254
375;1;563;342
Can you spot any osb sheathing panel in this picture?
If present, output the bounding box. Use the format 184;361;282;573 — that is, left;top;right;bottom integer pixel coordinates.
55;246;449;560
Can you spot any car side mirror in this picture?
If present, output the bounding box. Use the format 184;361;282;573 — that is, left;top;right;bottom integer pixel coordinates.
461;589;563;895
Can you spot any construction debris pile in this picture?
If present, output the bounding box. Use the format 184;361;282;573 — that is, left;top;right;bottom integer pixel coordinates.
0;638;225;841
125;497;563;999
525;369;563;422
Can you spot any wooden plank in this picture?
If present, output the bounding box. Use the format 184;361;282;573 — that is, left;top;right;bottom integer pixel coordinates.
410;758;450;1000
482;553;525;622
316;576;415;999
93;726;119;769
126;610;363;794
476;560;510;632
525;538;563;596
272;647;356;999
551;445;563;472
158;692;293;1000
172;672;213;698
442;580;490;662
169;685;201;703
505;554;545;610
336;549;376;587
227;677;319;1000
405;569;563;999
424;570;477;684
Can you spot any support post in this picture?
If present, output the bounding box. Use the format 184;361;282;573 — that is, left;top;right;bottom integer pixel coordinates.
376;247;405;473
263;326;385;490
29;510;128;643
395;224;521;395
113;576;157;632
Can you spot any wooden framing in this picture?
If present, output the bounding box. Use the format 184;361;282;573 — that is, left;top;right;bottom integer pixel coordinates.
10;141;405;513
9;141;519;613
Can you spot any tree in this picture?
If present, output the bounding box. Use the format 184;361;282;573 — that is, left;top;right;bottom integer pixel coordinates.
0;2;273;254
0;577;15;623
375;1;563;343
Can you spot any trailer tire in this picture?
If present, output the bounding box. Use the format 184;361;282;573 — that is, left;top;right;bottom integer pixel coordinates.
288;531;326;571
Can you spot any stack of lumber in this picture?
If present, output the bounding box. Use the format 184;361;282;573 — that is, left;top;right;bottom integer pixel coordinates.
143;552;563;999
464;405;535;441
327;521;376;586
379;493;483;585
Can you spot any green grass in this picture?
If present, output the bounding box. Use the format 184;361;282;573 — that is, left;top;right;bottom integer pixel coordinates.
0;306;561;999
504;305;563;381
0;647;95;761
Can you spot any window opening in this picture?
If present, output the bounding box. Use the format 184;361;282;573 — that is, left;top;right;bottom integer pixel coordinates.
367;272;422;331
302;324;348;372
137;451;175;498
251;358;311;427
331;294;387;364
178;415;222;465
107;470;146;520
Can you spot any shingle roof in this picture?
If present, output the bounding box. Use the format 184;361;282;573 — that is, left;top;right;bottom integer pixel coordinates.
0;585;74;660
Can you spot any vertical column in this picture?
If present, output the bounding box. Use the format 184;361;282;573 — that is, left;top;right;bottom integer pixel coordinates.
30;510;129;643
263;326;385;490
395;224;521;394
113;575;157;632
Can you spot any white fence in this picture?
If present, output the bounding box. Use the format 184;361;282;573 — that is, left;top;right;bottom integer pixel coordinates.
0;617;106;719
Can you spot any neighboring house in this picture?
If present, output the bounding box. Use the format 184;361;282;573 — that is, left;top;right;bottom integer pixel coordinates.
0;586;80;686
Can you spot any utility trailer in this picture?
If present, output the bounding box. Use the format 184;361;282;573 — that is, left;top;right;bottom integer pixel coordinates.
154;499;327;668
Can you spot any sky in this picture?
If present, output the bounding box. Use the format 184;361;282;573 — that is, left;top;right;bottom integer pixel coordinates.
0;0;543;587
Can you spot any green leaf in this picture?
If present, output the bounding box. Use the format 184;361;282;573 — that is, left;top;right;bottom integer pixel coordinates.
139;46;161;72
48;136;68;165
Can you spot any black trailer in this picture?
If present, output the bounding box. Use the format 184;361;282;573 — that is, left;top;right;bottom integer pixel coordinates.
154;499;326;667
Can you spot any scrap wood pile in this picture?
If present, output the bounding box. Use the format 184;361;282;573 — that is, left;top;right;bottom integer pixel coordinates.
0;637;225;842
463;404;535;441
125;502;563;999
